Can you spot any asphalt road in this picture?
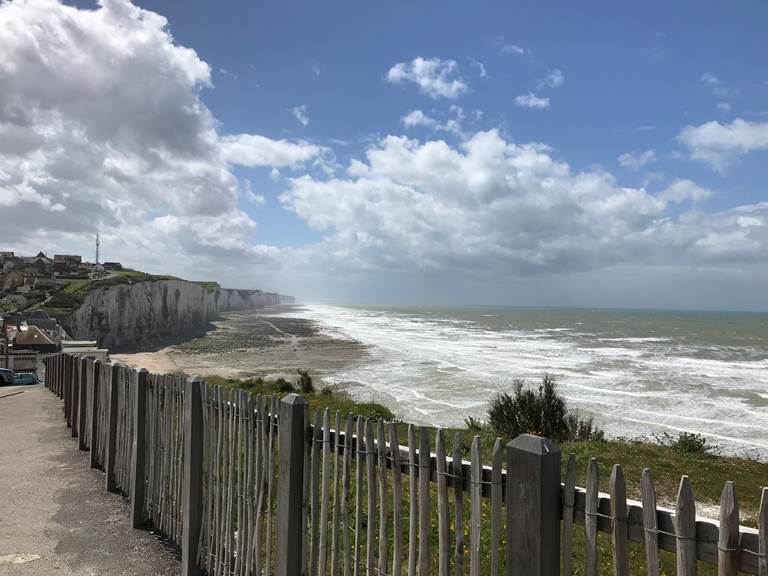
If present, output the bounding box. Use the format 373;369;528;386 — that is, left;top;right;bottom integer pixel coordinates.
0;383;180;575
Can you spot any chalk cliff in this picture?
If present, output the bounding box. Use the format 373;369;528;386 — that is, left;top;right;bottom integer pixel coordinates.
65;280;293;349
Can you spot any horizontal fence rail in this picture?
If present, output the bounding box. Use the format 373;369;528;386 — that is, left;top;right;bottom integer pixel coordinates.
42;353;768;576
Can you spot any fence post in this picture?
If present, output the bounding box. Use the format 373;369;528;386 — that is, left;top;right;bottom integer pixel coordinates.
130;368;149;528
89;361;101;468
78;357;88;450
505;434;561;576
277;393;307;576
66;355;73;428
71;356;79;438
105;363;121;493
182;376;204;576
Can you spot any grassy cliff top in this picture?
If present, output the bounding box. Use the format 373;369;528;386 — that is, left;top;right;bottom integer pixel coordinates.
38;269;219;318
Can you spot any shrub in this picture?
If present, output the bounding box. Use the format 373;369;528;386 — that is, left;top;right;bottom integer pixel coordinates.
487;374;604;443
320;387;333;396
274;377;295;393
297;369;314;393
654;431;717;455
464;415;484;433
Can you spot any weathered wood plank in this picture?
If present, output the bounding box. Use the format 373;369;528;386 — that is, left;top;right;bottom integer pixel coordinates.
331;411;342;576
719;481;739;576
418;426;430;576
490;438;502;576
266;396;277;576
319;409;331;576
469;437;481;576
341;414;353;576
759;487;767;576
585;458;599;576
391;424;403;576
610;464;629;576
640;469;660;576
378;421;388;576
408;425;417;576
366;419;376;576
354;416;364;576
452;433;464;576
562;453;576;576
675;475;696;576
436;430;449;576
310;408;322;576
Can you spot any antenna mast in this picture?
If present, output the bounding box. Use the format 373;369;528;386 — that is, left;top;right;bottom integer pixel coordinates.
95;232;100;266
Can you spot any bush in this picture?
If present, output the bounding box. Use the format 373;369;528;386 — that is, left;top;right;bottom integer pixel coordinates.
487;374;604;443
297;369;314;393
274;378;295;393
464;415;484;433
654;431;717;455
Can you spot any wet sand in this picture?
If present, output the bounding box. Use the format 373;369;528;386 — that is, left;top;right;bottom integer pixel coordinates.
112;304;367;382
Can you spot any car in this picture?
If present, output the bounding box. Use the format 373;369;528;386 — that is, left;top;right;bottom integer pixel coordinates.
0;368;15;386
12;373;38;385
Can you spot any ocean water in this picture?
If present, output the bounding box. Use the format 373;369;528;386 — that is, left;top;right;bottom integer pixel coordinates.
290;304;768;459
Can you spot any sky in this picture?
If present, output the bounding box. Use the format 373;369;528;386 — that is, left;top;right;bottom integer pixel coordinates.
1;0;767;310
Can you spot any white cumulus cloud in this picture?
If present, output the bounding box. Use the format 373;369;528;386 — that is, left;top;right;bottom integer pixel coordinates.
280;130;764;279
386;57;468;99
0;0;322;279
678;118;768;171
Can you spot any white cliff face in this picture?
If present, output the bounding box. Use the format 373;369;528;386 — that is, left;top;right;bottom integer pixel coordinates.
66;280;289;349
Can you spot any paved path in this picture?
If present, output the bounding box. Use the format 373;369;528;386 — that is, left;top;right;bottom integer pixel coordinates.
0;384;180;575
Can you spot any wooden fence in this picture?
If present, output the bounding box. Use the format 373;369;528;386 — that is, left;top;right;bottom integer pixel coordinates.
43;353;768;576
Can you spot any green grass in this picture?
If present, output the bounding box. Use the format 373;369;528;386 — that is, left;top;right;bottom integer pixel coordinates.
38;268;184;317
196;281;221;294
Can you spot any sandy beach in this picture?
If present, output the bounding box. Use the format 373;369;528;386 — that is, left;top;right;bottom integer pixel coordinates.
112;304;367;382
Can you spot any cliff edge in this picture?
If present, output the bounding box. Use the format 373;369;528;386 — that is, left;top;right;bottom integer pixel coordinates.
62;279;293;349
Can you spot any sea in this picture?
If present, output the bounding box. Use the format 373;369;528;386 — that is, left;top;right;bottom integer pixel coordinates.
289;304;768;460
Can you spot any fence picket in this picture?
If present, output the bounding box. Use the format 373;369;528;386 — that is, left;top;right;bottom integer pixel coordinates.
408;425;417;576
718;481;739;576
563;453;577;576
490;438;502;576
378;421;389;576
243;392;254;576
452;432;464;576
585;458;599;576
342;414;353;576
436;429;449;576
470;436;481;576
391;424;403;576
354;416;364;576
266;396;277;576
759;487;767;576
610;464;629;576
254;396;268;575
675;475;696;576
320;409;332;576
366;419;377;576
226;389;236;574
640;469;660;576
331;411;342;576
418;426;430;576
235;391;245;576
310;408;322;576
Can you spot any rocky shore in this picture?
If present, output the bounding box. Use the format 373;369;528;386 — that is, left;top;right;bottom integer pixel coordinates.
113;304;367;381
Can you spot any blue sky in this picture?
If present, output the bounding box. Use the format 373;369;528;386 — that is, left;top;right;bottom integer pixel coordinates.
132;0;768;245
2;0;768;308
